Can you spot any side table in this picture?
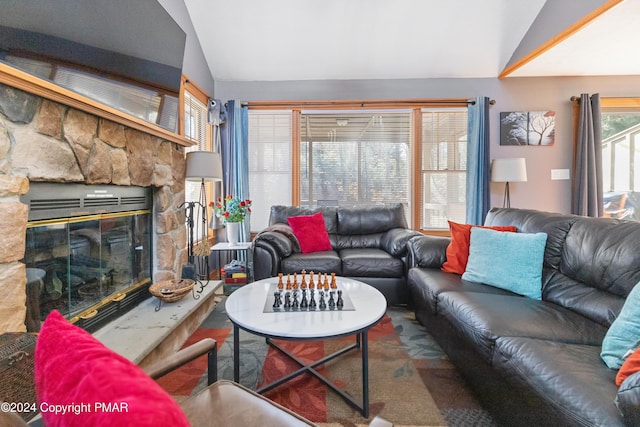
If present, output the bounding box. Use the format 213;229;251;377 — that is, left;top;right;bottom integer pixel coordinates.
210;242;253;295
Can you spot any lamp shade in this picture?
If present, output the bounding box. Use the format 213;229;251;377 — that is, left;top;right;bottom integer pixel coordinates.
491;158;528;182
185;151;222;182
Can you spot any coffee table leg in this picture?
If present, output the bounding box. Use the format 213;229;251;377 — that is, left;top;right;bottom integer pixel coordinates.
234;324;240;382
362;331;369;418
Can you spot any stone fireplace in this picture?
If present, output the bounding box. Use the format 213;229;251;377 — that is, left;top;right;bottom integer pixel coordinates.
0;83;189;334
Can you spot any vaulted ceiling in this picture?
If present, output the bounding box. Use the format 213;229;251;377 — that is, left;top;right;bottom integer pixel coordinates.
183;0;638;82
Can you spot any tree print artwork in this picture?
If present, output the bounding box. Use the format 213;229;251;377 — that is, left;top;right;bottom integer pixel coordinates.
500;111;555;146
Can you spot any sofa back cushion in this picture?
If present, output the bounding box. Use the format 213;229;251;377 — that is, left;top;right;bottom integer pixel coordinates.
485;208;640;327
337;204;407;234
269;206;338;234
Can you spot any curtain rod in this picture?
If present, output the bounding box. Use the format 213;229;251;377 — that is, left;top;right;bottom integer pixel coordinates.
240;98;496;108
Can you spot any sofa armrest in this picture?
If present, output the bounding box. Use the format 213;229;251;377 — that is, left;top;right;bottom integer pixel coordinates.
253;231;299;280
616;370;640;424
380;228;423;257
407;234;451;268
144;338;217;385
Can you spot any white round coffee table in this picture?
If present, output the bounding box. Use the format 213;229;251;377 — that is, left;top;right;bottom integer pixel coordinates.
225;276;387;417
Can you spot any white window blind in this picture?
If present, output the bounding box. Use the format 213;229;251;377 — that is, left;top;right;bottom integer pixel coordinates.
420;109;468;229
300;111;411;219
248;111;293;231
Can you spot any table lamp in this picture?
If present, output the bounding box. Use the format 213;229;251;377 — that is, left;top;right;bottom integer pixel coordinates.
491;157;527;208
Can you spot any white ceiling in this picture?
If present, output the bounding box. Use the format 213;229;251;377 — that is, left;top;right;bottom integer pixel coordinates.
184;0;639;82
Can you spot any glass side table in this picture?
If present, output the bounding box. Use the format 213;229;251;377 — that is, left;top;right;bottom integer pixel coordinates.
210;242;253;295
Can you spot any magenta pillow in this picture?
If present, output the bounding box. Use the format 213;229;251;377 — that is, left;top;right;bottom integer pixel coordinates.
35;310;189;427
287;212;332;253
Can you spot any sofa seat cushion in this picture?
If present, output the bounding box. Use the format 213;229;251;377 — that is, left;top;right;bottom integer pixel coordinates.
407;268;514;314
340;248;404;277
493;337;623;427
280;251;342;275
438;292;607;361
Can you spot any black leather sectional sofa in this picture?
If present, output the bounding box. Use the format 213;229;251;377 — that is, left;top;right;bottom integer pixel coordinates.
253;204;421;305
407;208;640;426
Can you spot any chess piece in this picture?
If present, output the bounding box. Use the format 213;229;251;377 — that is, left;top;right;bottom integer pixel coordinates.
300;270;307;289
319;290;327;310
293;272;298;289
300;289;309;309
286;274;292;290
292;290;299;309
308;271;315;289
336;290;344;309
328;291;336;309
273;291;282;309
330;272;337;289
323;273;329;290
309;289;317;310
284;291;292;310
277;273;284;290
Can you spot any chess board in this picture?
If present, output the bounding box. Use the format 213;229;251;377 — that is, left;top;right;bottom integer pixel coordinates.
263;282;356;313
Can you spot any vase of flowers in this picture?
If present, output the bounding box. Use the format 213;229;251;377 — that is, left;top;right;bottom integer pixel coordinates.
211;195;252;244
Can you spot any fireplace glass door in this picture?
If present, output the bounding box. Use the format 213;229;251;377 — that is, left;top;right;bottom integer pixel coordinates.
23;212;151;331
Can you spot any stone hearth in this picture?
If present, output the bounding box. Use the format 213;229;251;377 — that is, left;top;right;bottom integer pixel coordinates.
0;83;189;333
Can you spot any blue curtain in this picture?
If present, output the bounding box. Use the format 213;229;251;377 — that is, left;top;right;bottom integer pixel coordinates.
466;97;491;225
220;100;251;241
572;93;603;217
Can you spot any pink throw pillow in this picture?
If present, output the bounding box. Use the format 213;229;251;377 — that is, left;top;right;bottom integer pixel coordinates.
35;310;189;427
287;212;332;253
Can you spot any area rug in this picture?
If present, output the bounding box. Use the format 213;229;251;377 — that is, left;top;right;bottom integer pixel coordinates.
160;297;497;426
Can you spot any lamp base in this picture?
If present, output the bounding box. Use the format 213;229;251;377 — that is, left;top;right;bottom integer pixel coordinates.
503;182;511;208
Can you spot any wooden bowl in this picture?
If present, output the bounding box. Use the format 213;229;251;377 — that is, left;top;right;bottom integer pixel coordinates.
149;279;195;303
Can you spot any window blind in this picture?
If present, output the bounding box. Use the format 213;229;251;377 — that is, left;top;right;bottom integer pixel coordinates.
300;111;411;218
420;109;468;229
248;111;293;231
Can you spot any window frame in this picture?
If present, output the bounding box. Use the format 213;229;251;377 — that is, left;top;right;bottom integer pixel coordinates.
247;99;471;235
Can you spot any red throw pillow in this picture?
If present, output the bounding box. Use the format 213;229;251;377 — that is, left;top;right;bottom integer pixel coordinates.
287;212;332;254
617;347;640;386
441;221;518;274
35;310;189;427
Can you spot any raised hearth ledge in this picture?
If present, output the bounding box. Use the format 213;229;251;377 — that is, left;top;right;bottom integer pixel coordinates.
93;280;223;367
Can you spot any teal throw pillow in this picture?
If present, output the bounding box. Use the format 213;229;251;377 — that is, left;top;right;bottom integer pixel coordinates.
461;227;547;300
601;283;640;369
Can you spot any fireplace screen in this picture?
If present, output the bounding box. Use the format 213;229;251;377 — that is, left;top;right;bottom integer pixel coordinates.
21;183;152;332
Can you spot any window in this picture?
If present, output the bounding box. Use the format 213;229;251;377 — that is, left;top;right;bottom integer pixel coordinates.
420;109;468;229
601;98;640;221
4;54;179;131
247;101;469;233
183;80;214;239
300;111;411;213
248;111;293;230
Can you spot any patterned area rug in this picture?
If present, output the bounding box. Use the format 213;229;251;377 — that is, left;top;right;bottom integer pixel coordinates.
160;297;497;426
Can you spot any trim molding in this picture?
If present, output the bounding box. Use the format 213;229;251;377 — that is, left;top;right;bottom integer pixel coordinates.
0;62;193;147
499;0;623;79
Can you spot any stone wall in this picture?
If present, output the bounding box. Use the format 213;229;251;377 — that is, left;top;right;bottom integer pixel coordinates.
0;83;188;333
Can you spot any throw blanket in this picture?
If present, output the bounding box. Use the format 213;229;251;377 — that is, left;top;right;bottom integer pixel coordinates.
256;223;301;253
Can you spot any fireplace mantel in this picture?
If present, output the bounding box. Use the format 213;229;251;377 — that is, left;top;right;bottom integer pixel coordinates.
0;63;192;147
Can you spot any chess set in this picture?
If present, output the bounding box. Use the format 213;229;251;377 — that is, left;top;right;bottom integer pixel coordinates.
263;271;355;313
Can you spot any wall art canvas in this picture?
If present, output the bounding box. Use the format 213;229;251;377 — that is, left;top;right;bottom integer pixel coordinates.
500;111;555;146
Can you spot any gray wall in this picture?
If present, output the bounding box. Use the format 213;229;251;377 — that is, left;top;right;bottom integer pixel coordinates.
158;0;215;95
215;75;640;215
